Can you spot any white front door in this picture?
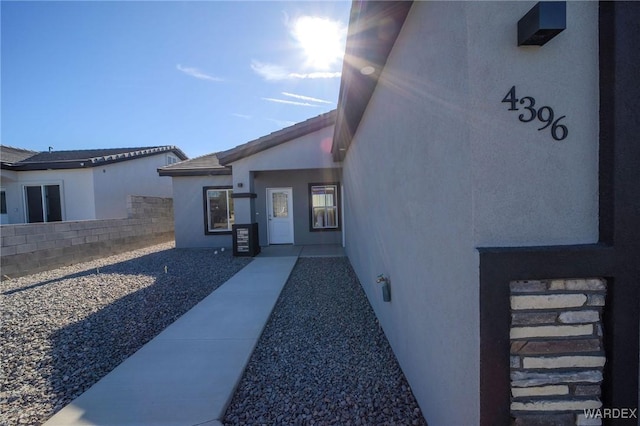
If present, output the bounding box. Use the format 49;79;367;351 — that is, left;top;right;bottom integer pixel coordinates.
267;188;294;244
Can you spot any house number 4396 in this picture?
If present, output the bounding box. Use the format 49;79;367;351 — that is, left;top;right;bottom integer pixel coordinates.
502;86;568;141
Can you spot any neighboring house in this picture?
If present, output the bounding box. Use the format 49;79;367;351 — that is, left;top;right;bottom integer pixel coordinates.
0;145;187;224
0;146;38;224
160;110;341;249
161;1;639;424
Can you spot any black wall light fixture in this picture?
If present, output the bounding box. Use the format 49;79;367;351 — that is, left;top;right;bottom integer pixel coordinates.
518;1;566;46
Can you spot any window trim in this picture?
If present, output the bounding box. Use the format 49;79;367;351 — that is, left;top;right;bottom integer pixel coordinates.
203;186;234;235
308;182;341;232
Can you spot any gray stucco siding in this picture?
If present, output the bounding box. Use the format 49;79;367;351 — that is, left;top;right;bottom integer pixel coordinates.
171;175;233;248
340;2;598;424
228;125;338;225
467;1;599;247
253;169;342;246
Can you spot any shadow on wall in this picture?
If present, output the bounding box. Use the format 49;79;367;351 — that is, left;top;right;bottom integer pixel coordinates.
3;248;250;425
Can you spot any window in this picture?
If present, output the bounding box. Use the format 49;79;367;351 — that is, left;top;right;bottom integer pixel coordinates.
167;155;178;165
24;184;62;223
1;190;6;214
203;187;234;234
309;183;340;231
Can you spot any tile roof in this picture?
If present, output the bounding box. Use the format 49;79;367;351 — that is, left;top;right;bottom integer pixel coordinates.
0;145;39;164
217;110;337;165
157;152;231;176
0;145;187;171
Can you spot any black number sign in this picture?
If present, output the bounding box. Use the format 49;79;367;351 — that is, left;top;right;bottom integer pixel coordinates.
502;86;568;141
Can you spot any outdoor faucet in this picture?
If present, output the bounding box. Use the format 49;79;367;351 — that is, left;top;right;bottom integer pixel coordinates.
376;274;391;302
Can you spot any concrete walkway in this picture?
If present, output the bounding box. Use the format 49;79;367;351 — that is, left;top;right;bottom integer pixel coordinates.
44;256;299;426
257;244;345;258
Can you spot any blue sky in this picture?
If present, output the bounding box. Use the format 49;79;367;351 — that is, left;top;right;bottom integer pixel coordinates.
1;1;351;158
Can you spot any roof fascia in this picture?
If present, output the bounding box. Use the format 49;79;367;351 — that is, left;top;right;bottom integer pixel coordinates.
3;160;92;171
332;1;413;161
157;168;231;177
169;148;189;161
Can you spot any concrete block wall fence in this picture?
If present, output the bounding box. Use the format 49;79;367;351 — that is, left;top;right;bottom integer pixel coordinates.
0;196;174;279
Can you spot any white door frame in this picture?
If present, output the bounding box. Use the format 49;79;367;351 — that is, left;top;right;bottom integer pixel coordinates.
266;187;294;244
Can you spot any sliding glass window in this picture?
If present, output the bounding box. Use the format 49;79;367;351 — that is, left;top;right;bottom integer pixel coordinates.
24;184;62;223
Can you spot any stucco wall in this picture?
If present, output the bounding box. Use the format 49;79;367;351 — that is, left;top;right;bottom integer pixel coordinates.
253;169;342;246
230;125;336;176
2;168;96;223
341;2;599;424
1;170;17;224
171;175;233;248
230;125;338;225
93;153;175;219
467;3;599;247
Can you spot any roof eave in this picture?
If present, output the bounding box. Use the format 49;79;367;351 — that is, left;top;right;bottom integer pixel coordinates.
157;168;231;177
332;0;413;162
3;161;90;171
170;147;189;161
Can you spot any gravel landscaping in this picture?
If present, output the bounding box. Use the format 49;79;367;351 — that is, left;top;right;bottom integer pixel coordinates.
2;246;427;425
0;242;251;426
224;257;427;425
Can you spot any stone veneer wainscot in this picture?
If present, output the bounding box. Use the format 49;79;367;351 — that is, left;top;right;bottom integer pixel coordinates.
510;278;606;426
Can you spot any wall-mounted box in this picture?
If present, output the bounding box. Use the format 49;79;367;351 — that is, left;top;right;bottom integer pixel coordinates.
518;2;566;46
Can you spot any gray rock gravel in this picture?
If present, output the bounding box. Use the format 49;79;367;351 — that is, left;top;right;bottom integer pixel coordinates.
224;257;427;425
0;242;251;426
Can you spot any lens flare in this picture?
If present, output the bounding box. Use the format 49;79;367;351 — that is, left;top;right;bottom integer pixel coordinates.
293;16;346;70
